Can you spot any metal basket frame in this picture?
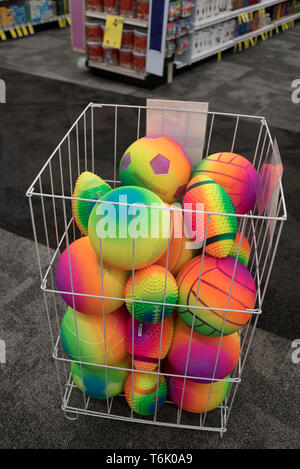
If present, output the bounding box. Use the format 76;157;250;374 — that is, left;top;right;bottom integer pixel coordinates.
26;102;287;436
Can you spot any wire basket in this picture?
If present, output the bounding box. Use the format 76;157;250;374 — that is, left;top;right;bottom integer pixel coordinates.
26;102;287;436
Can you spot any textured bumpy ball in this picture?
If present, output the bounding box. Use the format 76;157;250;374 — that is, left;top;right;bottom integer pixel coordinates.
73;171;112;236
125;264;178;324
126;315;174;371
55;237;129;315
177;254;256;336
193;152;259;214
164;360;230;414
60;306;128;365
230;230;251;267
119;136;192;204
71;355;130;399
182;175;238;258
125;371;168;416
88;186;170;270
167;319;240;381
156;205;198;276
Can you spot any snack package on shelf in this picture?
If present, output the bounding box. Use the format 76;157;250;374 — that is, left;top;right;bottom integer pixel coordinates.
87;41;104;62
87;0;104;12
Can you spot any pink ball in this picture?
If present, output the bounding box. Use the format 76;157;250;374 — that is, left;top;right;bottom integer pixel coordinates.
167;319;240;382
193;152;259;214
126;316;174;371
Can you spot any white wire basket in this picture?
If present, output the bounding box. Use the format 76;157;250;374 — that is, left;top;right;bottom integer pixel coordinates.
26;102;287;436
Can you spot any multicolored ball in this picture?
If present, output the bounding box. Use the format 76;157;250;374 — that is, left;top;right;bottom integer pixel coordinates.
119;136;192;204
125;264;178;324
164;359;230;414
230;230;251;267
182;175;238;258
88;186;170;270
125;371;168;416
167;319;240;382
177;254;256;336
156;205;199;276
71;355;130;399
193;152;259;214
73;171;112;236
126;315;174;371
55;237;129;315
60;305;128;365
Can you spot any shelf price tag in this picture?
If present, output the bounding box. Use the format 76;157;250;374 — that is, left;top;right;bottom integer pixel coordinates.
103;15;124;49
0;30;6;40
22;26;29;36
217;51;222;61
58;18;66;28
67;16;71;26
28;25;34;35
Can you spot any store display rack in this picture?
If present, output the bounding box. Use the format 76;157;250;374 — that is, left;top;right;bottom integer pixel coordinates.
0;13;70;38
182;11;300;68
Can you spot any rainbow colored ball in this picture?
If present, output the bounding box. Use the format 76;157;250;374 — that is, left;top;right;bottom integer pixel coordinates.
88;185;170;270
156;205;198;276
193;152;259;215
119;136;192;204
182;175;238;258
125;264;178;324
164;360;230;414
230;230;251;267
126;315;174;371
71;355;130;399
125;371;168;416
55;237;129;315
72;171;111;236
60;305;128;366
177;254;256;336
167;319;240;382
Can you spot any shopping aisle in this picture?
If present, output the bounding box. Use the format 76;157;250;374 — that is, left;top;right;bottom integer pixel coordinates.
1;22;300;130
0;11;300;449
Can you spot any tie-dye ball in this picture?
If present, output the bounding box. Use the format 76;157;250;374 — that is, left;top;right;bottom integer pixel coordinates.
177;254;256;336
125;371;168;416
119;136;192;204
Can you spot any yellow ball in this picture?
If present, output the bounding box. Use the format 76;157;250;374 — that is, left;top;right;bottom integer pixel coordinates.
119;136;192;204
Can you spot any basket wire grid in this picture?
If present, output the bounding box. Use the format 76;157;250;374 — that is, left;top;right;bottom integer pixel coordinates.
26;102;287;435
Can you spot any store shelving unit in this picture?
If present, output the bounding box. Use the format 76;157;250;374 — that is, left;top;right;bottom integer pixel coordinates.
175;1;300;70
0;13;70;36
194;0;292;29
86;10;147;28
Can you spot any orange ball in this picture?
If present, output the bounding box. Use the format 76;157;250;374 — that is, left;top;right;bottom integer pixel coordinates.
55;237;129;315
156;206;199;276
177;254;256;336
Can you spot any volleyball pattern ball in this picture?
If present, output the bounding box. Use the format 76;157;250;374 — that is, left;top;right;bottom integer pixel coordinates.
73;171;112;236
230;230;251;267
126;315;174;371
177;254;256;336
156;205;198;276
164;359;230;414
71;355;130;399
193;152;259;214
55;237;129;315
119;136;192;204
60;306;128;365
125;264;178;324
125;371;168;416
168;319;240;382
88;186;170;270
182;175;238;258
